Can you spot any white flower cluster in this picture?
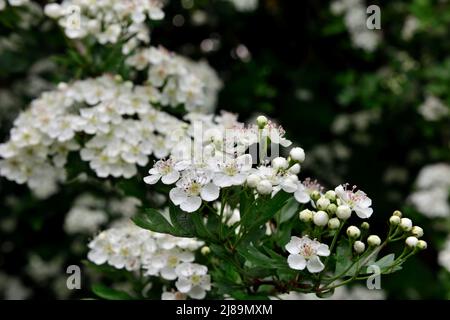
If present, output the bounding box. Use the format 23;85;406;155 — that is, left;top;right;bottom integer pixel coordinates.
0;272;31;300
226;0;259;12
0;59;219;197
408;163;450;218
418;95;449;121
64;194;142;234
126;46;222;113
88;222;210;299
330;0;381;52
44;0;165;53
0;0;29;11
144;115;309;212
438;237;450;273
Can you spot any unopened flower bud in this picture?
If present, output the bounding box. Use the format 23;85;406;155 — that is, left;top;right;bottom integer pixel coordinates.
367;235;381;246
361;222;370;230
325;190;336;202
256;115;268;128
336;205;351;220
272;157;288;170
256;180;272;195
405;236;418;248
310;190;321;202
299;209;313;222
313;210;329;227
347;226;361;239
246;174;261;188
327;203;337;215
393;210;402;218
400;218;413;231
201;246;211;255
316;197;331;210
289;147;305;163
288;163;301;174
417;240;427;250
328;217;340;229
389;215;400;226
353;241;366;254
411;226;424;238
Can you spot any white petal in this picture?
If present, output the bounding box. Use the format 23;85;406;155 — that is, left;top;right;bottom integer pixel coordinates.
160;267;177;280
285;236;302;254
306;256;325;273
317;244;330;257
200;183;220;202
213;174;232;187
180;196;202;213
187;286;206;299
175;277;192;293
355;206;373;219
169;188;187;205
144;174;161;184
287;254;306;270
294;189;310;204
161;170;180;184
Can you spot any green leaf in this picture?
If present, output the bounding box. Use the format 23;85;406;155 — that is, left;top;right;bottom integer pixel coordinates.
334;240;354;276
92;284;134;300
278;197;299;223
168;205;196;237
132;208;175;234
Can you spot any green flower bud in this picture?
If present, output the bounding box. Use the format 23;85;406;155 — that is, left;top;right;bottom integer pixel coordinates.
400;218;413;231
310;190;321;202
360;222;370;230
405;236;418;248
336;205;351;220
347;226;361;239
393;210;402;218
299;209;314;222
313;210;329;227
353;241;366;254
328;217;340;229
316;197;331;211
325;190;336;202
201;246;211;255
417;240;427;250
256;115;268;128
327;203;337;215
367;235;381;246
389;215;400;226
411;226;424;238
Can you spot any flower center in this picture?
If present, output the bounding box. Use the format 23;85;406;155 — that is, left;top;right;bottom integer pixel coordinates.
186;182;201;196
168;255;179;267
191;274;202;285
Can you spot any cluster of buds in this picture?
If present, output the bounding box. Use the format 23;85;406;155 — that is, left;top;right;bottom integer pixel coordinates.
389;210;427;250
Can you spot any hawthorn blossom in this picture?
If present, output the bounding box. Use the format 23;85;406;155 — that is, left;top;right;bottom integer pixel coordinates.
212;154;252;187
144;158;188;185
175;262;211;299
294;178;323;204
285;236;330;273
335;184;373;219
169;170;220;213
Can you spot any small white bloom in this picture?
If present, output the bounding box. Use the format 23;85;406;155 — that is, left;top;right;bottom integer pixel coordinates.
335;184;373;219
353;241;366;254
367;235;381;247
256;180;273;195
346;226;361;239
144;159;187;185
400;218;413;231
405;236;418;248
285;236;330;273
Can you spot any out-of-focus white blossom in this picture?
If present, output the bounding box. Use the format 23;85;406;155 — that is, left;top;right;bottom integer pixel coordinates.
330;0;381;52
226;0;258;12
438;237;450;273
44;0;165;52
409;163;450;218
418;95;449;121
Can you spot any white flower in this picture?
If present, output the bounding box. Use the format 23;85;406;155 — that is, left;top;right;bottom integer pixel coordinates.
405;236;418;248
313;211;329;227
144;158;188;185
212;154;252;187
294;178;323;204
335;184;373;219
290;147;305;162
285;236;330;273
175;262;211;299
169;170;220;212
